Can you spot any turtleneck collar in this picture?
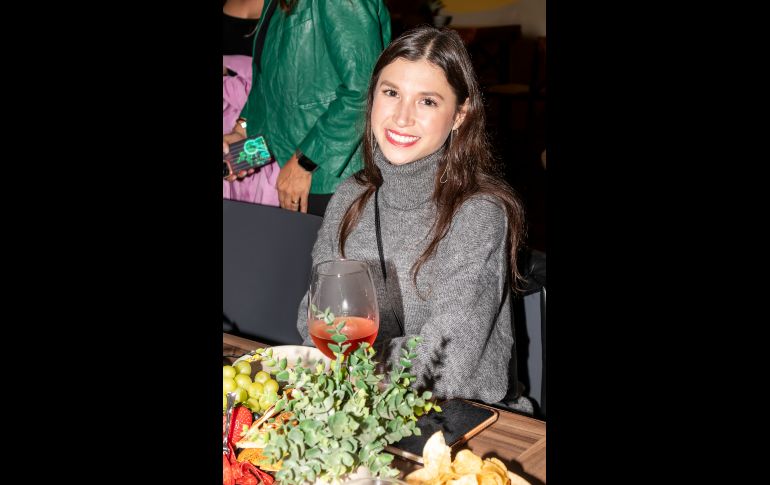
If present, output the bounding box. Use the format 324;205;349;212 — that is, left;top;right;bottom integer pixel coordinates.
375;146;444;210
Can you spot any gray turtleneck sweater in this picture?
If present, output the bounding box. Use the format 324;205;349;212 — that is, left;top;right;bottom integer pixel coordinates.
296;148;514;403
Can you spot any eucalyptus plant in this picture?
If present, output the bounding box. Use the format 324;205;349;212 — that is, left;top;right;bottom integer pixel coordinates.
252;306;440;484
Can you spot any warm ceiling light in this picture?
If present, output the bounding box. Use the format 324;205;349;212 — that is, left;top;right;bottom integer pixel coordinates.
443;0;521;14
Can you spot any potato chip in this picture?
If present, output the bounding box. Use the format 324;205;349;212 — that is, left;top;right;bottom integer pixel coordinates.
448;474;478;485
405;432;452;485
406;467;439;485
423;431;452;474
486;458;508;474
438;471;461;485
481;459;508;480
452;450;483;475
406;431;532;485
478;471;505;485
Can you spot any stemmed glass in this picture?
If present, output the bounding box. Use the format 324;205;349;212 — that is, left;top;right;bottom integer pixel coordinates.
308;259;379;359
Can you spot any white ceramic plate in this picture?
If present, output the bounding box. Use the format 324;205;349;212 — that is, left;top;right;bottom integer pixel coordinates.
234;345;331;377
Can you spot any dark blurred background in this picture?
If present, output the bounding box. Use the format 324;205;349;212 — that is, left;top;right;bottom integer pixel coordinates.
386;0;546;252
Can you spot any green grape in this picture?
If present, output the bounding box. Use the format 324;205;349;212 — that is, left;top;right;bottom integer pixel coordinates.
223;377;237;393
247;381;264;398
246;397;261;413
223;394;227;410
254;370;270;384
263;379;279;395
234;388;248;403
235;373;252;389
259;391;278;411
234;360;252;376
223;365;237;379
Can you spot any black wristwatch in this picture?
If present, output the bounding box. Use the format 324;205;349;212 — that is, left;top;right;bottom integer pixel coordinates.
296;150;318;173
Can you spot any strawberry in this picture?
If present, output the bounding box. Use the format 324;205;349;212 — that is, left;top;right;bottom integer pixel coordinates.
228;405;253;447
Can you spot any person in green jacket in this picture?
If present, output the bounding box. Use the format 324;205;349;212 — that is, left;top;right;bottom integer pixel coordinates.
223;0;391;216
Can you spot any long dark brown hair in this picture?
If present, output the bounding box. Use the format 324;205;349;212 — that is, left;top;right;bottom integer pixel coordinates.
339;26;528;290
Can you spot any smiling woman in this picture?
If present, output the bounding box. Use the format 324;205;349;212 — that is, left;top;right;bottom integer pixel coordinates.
295;26;531;412
371;58;466;166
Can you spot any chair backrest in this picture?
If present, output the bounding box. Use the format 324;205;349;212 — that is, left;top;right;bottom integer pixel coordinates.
513;248;546;419
223;200;323;345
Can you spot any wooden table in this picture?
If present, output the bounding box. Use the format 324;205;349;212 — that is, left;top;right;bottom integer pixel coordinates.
224;333;546;483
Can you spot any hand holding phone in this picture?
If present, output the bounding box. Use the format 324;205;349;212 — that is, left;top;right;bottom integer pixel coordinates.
223;135;275;179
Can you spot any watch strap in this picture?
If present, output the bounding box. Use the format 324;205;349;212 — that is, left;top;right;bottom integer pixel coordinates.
296;151;318;172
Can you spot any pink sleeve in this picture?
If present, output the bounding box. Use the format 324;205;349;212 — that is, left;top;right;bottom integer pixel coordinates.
223;55;253;134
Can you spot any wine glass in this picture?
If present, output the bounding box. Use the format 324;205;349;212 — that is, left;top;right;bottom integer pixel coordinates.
308;259;379;359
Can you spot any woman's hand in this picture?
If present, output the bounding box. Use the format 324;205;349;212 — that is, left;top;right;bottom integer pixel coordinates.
276;153;312;213
222;126;249;182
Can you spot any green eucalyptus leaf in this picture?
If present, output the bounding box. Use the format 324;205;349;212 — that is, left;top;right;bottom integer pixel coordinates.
379;453;394;465
276;370;290;381
288;427;304;444
340;439;354;453
340;451;355;467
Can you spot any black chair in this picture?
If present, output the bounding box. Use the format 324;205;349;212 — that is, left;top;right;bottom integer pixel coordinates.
223;200;323;345
514;248;546;418
494;248;546;419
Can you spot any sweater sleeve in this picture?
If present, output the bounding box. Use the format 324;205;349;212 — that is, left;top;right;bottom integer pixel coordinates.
376;198;514;403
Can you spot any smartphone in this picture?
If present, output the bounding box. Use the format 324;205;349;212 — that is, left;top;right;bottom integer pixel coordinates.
223;135;275;178
385;399;498;464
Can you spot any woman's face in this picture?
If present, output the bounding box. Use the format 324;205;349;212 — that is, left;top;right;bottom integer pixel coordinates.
371;58;466;166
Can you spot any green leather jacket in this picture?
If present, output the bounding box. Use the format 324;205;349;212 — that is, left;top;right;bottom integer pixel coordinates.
241;0;391;194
